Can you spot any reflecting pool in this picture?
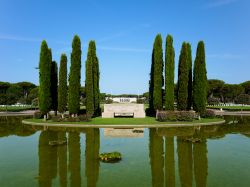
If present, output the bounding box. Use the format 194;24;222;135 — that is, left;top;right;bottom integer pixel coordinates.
0;116;250;187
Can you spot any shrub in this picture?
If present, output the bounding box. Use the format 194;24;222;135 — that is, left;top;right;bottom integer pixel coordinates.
177;111;196;121
78;114;91;122
201;109;216;118
156;110;196;122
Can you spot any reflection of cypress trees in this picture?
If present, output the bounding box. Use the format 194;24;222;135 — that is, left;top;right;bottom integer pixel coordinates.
38;131;58;187
68;132;81;187
177;137;193;187
85;129;100;187
193;140;208;187
165;137;175;187
58;131;67;187
149;128;164;187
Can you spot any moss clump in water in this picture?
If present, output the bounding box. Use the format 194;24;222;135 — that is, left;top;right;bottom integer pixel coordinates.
99;152;122;163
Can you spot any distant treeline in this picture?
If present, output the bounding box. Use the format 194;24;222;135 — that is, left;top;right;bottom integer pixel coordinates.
0;81;38;105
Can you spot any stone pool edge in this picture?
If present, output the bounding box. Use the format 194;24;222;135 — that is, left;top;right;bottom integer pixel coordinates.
22;119;226;128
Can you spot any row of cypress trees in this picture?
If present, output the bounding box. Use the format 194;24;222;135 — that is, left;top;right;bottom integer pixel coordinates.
39;35;100;119
149;34;207;114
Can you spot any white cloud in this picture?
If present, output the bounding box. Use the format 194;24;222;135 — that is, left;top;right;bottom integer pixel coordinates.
206;0;238;8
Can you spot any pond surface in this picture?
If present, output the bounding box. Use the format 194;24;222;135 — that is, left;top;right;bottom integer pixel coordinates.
0;116;250;187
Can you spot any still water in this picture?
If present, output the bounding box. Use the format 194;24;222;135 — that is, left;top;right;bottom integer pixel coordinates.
0;116;250;187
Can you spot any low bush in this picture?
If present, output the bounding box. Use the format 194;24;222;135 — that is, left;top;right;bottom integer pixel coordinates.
157;110;196;122
51;114;91;122
201;109;216;118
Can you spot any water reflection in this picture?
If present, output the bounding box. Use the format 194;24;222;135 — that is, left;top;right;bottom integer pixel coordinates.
1;116;250;187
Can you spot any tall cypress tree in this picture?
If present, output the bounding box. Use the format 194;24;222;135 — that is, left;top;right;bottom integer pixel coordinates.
39;40;51;119
177;42;189;110
187;43;193;110
91;41;100;116
193;41;207;115
149;50;155;112
165;35;175;111
68;35;81;116
58;54;68;116
85;42;94;116
58;54;68;113
51;60;58;115
153;34;164;110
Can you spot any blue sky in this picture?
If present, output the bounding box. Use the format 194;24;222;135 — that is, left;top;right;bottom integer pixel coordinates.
0;0;249;94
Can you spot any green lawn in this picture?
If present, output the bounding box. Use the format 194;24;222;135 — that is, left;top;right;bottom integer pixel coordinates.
26;117;224;125
207;105;250;111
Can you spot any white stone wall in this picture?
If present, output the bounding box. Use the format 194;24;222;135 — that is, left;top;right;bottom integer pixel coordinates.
102;103;145;118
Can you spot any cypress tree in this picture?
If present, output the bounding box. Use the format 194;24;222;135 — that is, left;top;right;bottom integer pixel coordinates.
153;34;164;110
177;42;189;110
58;54;68;116
149;50;155;111
187;43;193;110
39;40;51;119
85;42;94;116
51;60;58;115
193;41;207;115
91;41;101;116
165;35;175;111
68;35;81;116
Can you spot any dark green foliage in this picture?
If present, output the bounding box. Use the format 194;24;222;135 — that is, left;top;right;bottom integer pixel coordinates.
51;61;58;114
149;50;155;110
165;35;175;111
68;35;82;115
177;42;189;110
39;41;52;115
221;84;244;103
153;34;164;110
6;84;23;105
92;41;101;116
85;40;100;116
58;54;68;114
193;41;207;114
235;94;250;105
207;79;225;98
187;43;193;110
241;81;250;94
27;87;38;104
85;42;94;116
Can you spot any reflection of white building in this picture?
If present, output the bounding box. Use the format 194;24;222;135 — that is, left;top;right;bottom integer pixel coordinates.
106;97;137;103
104;128;144;138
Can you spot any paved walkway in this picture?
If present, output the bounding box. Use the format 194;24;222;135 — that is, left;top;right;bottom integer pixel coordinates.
214;110;250;116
